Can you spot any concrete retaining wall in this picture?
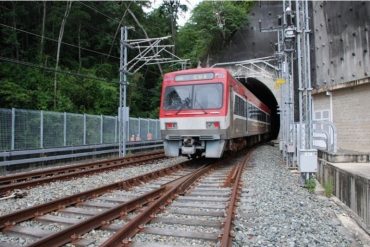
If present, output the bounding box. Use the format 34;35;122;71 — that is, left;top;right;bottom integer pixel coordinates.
319;150;370;163
318;155;370;231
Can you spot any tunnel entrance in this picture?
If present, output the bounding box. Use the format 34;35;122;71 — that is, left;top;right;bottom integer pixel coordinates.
239;77;280;140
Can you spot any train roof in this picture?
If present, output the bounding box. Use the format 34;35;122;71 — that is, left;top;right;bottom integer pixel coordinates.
163;67;229;77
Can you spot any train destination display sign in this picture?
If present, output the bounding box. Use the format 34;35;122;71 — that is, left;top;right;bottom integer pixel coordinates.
175;72;214;82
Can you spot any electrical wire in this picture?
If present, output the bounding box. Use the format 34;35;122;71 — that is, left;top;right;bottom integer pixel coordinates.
0;56;115;83
77;1;120;24
0;23;120;60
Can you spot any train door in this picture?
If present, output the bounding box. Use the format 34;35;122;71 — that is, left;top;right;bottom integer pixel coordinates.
245;101;248;133
229;89;235;138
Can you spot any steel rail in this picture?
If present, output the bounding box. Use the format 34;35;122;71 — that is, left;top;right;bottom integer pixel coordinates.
0;162;184;230
26;187;166;247
100;163;215;247
0;150;163;184
0;151;164;195
220;153;250;247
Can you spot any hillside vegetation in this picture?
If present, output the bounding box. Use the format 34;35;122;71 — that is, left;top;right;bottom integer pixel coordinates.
0;1;252;117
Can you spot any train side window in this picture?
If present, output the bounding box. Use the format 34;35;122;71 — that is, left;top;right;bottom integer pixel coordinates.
240;99;245;117
240;98;243;116
234;95;239;115
235;95;247;117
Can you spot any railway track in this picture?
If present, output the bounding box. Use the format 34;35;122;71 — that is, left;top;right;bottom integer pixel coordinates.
0;151;250;247
0;151;165;196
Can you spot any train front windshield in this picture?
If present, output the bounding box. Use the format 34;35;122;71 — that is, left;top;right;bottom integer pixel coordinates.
164;83;223;110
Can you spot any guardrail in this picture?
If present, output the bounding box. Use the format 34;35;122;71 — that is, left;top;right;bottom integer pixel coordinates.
313;120;337;153
0;140;163;168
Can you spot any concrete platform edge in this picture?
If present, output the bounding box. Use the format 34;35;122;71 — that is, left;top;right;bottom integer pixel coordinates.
317;158;370;231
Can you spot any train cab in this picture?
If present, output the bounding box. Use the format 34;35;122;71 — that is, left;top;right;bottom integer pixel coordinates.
159;68;230;158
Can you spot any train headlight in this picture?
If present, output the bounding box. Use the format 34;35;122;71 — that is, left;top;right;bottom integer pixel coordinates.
165;122;178;129
206;121;220;129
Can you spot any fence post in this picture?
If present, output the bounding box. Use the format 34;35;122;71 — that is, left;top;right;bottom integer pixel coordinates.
114;116;118;143
147;119;150;139
127;117;130;141
11;108;15;150
138;117;141;140
63;112;67;146
155;120;158;140
83;114;86;145
40;110;44;149
100;115;103;144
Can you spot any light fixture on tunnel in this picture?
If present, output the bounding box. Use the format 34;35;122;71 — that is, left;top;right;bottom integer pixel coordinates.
284;27;296;52
284;28;295;40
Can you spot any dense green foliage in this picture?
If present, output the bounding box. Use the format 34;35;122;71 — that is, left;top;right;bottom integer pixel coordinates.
0;1;252;117
177;1;253;66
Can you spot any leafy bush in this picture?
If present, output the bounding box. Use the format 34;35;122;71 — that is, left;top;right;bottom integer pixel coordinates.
324;179;334;197
305;177;316;193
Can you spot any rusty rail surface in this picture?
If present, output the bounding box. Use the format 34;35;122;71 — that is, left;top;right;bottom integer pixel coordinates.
0;161;184;230
220;153;250;247
100;164;214;247
0;150;164;195
27;187;167;247
0;151;250;247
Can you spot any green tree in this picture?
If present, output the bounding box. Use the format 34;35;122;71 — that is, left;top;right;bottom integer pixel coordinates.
177;1;253;65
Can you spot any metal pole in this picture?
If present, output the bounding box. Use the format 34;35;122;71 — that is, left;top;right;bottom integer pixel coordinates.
119;28;123;156
40;110;44;149
127;117;130;142
119;26;128;157
100;115;103;144
114;116;117;143
155;120;158;140
123;26;128;153
63;112;67;146
11;108;15;150
138;118;141;140
305;0;313;149
147;119;150;140
83;113;86;145
296;0;303;150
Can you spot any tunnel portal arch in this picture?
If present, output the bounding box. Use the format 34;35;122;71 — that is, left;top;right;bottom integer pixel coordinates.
212;59;281;139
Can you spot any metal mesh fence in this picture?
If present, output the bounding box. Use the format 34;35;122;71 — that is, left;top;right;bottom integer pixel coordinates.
140;119;149;141
66;113;84;146
0;108;161;151
43;111;64;148
103;116;116;144
0;109;12;151
129;118;139;141
149;120;157;140
85;114;101;145
14;109;41;150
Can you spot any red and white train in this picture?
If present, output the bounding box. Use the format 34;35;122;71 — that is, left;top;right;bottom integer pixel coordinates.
159;68;271;158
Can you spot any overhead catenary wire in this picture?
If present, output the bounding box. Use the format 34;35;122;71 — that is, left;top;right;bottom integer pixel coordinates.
106;1;133;60
0;56;115;84
77;1;120;24
0;23;120;60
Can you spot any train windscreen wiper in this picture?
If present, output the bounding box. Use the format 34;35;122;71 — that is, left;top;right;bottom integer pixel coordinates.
175;98;191;115
194;99;208;114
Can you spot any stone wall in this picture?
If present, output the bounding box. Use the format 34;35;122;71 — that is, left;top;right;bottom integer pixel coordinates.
312;1;370;87
208;1;281;65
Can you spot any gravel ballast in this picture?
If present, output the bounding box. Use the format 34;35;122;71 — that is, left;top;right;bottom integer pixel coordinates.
0;157;186;216
234;144;358;247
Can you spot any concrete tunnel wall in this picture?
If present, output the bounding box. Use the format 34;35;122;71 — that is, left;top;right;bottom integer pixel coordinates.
207;1;283;140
